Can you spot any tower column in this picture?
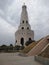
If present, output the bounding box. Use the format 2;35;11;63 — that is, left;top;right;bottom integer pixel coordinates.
15;4;34;46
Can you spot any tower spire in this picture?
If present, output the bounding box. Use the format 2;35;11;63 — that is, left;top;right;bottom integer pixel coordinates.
19;4;31;30
24;3;25;5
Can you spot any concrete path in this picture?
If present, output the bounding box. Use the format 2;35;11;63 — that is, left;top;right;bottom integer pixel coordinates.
0;53;43;65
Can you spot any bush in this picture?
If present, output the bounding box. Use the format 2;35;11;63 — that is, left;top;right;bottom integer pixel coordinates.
20;46;25;50
25;40;35;46
9;44;13;50
0;45;8;52
14;45;20;50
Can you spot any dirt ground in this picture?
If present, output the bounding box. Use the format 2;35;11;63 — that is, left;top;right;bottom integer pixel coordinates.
0;53;43;65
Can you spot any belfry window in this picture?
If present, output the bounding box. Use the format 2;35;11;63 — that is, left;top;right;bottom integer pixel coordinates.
22;27;24;29
26;21;28;23
29;38;31;41
22;20;24;23
16;40;17;43
27;27;29;29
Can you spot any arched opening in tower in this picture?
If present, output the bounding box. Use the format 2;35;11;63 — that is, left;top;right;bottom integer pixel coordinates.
29;38;31;41
21;38;24;46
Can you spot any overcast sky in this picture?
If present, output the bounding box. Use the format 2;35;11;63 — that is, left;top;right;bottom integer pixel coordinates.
0;0;49;45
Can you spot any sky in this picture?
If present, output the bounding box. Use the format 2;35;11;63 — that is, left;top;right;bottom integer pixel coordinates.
0;0;49;45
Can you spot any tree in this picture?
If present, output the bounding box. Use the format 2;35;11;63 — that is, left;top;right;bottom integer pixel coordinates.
14;45;20;50
25;40;35;46
0;45;8;52
20;46;25;50
9;44;13;50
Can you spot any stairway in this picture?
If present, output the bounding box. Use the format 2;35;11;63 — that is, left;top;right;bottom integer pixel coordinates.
27;36;49;56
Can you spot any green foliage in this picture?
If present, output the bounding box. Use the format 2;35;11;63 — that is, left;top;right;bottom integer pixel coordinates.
20;46;25;50
25;40;35;46
14;45;20;50
9;44;13;50
0;44;25;52
0;45;8;52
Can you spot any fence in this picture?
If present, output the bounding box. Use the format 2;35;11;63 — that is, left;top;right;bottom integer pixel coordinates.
34;56;49;65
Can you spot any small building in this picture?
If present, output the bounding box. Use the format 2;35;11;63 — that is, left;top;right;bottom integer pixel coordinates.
15;4;34;46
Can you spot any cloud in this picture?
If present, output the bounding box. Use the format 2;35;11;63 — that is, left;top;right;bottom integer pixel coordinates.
0;0;49;45
0;0;14;11
0;17;16;45
41;0;49;7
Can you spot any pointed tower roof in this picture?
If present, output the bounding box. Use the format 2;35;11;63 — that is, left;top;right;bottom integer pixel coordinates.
22;3;27;9
21;3;28;23
18;4;31;30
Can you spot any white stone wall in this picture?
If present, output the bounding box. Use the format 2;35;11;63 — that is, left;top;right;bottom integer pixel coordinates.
15;4;34;46
15;29;34;46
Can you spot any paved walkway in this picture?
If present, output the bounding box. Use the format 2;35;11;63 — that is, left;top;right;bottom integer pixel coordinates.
0;53;43;65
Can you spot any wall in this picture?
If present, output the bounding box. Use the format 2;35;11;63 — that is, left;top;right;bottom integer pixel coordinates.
34;56;49;65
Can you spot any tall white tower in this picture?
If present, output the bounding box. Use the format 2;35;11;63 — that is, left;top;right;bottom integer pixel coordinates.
15;4;34;46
